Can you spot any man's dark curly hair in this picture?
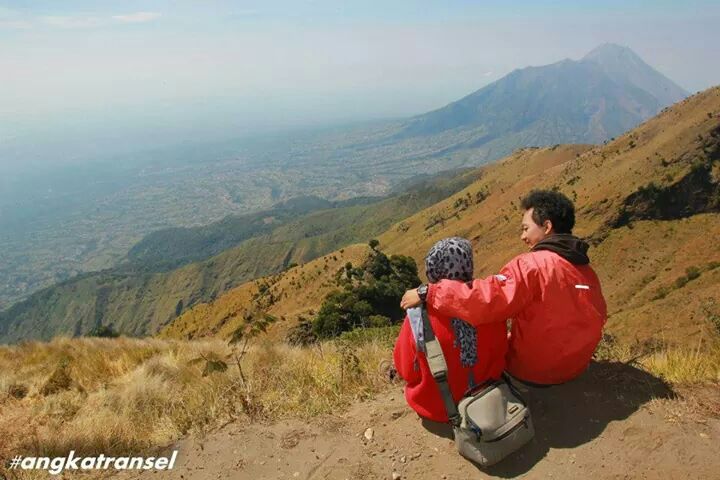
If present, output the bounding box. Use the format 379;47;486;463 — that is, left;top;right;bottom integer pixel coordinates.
520;190;575;234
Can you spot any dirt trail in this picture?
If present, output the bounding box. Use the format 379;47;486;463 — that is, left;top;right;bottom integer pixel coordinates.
115;362;720;479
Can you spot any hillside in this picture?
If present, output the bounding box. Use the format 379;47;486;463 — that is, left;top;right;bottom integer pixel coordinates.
0;170;478;344
123;194;379;272
163;86;720;349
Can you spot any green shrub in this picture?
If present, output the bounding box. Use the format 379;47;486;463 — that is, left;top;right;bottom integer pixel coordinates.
685;266;701;281
652;286;670;300
286;317;317;346
312;250;419;339
673;276;690;289
87;324;119;338
700;299;720;335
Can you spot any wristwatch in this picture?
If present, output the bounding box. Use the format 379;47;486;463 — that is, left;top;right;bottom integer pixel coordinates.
417;284;429;304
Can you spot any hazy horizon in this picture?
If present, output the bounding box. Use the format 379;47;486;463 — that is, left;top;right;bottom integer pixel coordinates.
2;0;719;170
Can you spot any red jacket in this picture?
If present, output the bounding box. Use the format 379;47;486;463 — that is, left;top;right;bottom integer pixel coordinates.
426;250;607;385
393;307;507;422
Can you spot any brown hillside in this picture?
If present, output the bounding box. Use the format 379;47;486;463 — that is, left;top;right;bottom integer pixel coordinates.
161;87;720;348
159;244;373;340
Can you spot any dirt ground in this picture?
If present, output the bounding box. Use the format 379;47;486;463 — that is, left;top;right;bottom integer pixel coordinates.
114;362;720;480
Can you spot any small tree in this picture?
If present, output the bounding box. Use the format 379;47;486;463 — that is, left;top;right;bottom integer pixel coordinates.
220;312;278;421
87;324;119;338
228;312;278;382
368;239;380;251
286;316;317;346
312;249;419;339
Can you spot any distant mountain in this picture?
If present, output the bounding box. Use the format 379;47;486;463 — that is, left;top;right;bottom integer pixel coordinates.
398;43;688;146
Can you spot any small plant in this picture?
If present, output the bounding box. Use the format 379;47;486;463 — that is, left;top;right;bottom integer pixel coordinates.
685;266;701;281
673;276;690;289
337;340;361;391
475;189;489;204
224;312;278;421
424;213;445;230
7;383;29;399
286;317;317;346
652;286;670;300
566;175;581;186
640;273;656;286
700;299;720;334
40;361;78;396
87;324;119;338
654;266;703;299
453;196;470;211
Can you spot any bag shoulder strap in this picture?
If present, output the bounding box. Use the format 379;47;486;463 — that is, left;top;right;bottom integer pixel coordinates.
421;307;461;427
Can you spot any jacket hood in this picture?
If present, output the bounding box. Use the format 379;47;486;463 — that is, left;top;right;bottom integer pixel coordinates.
531;233;590;265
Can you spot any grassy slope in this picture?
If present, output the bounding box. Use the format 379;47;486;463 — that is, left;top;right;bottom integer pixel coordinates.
164;87;720;349
158;244;373;340
0;170;478;344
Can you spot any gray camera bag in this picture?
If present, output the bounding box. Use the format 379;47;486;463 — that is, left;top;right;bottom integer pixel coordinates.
421;308;534;467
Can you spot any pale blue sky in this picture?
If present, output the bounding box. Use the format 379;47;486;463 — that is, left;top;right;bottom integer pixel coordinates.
1;0;719;166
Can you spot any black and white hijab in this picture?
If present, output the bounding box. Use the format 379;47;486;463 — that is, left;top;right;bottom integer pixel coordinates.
424;237;474;283
408;237;479;383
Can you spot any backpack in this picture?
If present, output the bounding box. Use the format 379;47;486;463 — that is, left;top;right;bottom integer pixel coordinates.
421;307;535;467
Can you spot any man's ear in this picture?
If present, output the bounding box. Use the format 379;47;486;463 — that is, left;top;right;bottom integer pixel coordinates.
543;220;553;235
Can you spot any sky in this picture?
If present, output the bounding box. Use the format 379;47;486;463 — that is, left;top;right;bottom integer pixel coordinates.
1;0;719;168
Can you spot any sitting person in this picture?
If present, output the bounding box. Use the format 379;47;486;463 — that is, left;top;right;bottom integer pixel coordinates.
393;237;508;422
401;190;607;386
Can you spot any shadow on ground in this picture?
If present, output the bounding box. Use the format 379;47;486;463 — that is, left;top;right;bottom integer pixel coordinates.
477;360;675;477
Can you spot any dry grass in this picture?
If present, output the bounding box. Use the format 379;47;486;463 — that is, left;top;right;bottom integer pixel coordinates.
241;339;391;418
1;329;717;477
640;343;720;385
594;333;720;385
0;335;393;467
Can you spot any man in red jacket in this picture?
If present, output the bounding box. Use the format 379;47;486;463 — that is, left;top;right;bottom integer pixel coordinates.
401;190;607;386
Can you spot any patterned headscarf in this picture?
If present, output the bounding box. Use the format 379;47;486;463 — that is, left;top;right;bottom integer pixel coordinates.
421;237;479;379
425;237;474;283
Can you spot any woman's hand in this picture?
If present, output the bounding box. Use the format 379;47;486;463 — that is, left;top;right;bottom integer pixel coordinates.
400;288;422;310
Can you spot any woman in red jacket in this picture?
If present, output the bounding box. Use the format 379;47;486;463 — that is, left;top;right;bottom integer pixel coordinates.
393;237;508;422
